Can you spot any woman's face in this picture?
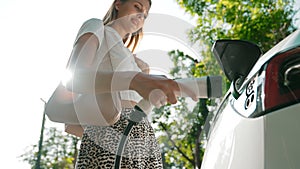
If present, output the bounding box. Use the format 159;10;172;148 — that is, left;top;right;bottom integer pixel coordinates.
115;0;150;34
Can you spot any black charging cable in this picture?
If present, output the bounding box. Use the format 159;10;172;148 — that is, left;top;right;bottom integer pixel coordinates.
114;106;147;169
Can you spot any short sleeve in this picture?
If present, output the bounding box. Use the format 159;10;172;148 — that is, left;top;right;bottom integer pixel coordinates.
73;18;104;49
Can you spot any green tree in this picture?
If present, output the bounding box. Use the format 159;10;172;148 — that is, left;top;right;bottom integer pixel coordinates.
177;0;297;52
20;127;80;169
153;0;297;168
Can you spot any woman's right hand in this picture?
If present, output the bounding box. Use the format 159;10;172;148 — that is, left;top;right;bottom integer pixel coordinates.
130;72;197;107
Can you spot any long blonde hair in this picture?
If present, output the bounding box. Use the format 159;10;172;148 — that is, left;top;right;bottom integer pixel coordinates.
103;0;152;52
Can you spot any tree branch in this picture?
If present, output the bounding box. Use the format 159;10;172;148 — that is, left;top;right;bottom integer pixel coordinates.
195;125;203;168
159;122;195;166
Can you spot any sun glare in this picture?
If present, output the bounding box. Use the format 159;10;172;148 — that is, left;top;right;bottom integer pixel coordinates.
61;69;73;86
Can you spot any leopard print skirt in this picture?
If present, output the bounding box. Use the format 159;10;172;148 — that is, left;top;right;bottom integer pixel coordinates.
76;108;163;169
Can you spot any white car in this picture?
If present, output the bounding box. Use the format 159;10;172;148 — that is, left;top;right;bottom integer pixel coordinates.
201;30;300;169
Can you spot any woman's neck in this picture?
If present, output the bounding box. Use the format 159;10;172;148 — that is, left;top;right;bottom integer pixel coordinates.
108;22;127;39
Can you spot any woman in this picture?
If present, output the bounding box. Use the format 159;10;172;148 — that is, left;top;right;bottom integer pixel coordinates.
65;0;196;168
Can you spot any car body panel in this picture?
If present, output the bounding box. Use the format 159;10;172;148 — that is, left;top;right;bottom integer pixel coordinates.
201;95;264;169
265;103;300;169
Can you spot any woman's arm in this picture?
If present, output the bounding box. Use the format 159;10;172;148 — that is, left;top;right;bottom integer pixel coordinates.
65;33;140;94
66;33;196;106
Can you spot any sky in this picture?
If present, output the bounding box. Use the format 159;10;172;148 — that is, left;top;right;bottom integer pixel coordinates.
0;0;299;168
0;0;198;168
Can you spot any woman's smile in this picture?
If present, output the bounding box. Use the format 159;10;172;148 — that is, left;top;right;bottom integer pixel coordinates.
131;17;138;27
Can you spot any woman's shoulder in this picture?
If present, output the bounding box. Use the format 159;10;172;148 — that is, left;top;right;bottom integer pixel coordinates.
82;18;103;27
78;18;105;35
73;18;104;46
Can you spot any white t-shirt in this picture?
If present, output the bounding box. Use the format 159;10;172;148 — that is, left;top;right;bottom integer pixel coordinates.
74;18;142;103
